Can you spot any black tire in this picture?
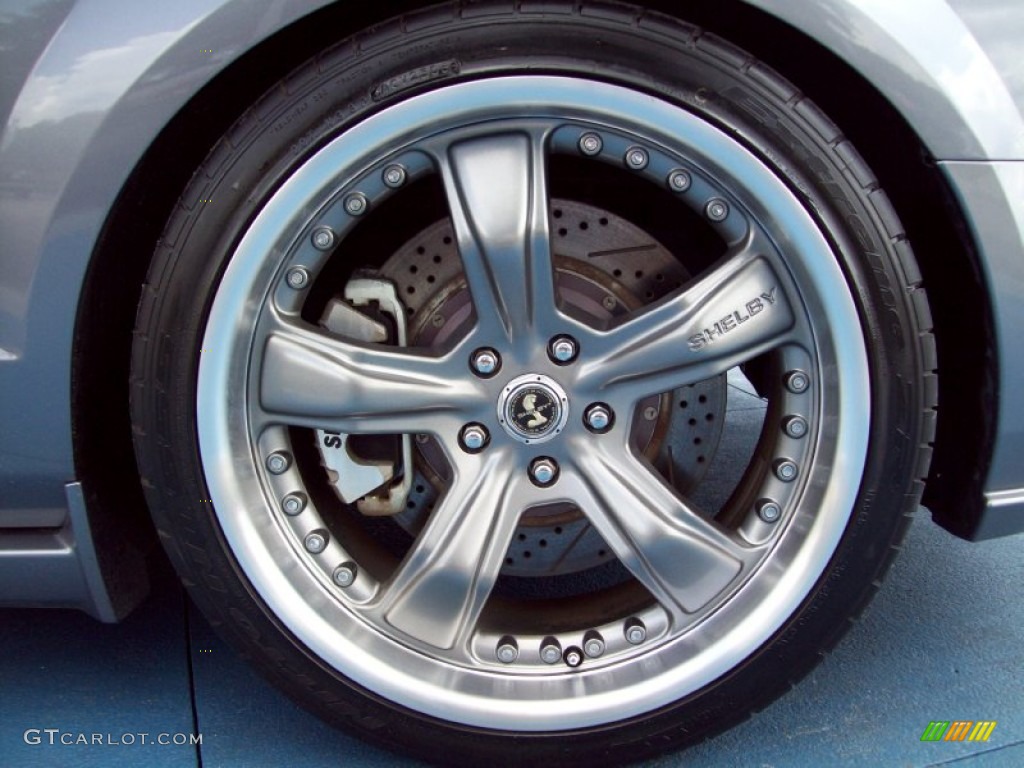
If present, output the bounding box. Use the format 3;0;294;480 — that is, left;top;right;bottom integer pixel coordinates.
131;2;936;765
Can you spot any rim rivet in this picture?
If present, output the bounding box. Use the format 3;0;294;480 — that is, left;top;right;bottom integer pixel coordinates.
785;370;810;394
470;348;500;377
459;424;489;453
625;146;649;170
774;459;799;483
668;169;691;192
415;434;429;445
344;193;368;216
583;631;606;658
602;295;617;311
625;618;647;645
705;198;729;222
783;415;809;439
642;406;658;421
563;646;584;668
496;636;518;664
383;165;407;188
281;492;306;516
529;457;559;487
548;335;579;364
333;562;357;587
540;637;562;665
311;226;335;250
584;403;614;434
757;499;783;523
579;133;603;156
266;451;291;474
285;267;309;289
304;530;328;554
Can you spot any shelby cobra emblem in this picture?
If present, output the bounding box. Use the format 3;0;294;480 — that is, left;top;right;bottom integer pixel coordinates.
509;388;557;437
498;374;570;444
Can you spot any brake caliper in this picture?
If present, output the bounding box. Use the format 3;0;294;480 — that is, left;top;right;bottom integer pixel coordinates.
315;276;412;516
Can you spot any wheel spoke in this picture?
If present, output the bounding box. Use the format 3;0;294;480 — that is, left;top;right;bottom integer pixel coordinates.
569;440;747;624
577;238;795;402
439;131;557;348
258;317;482;434
376;452;524;649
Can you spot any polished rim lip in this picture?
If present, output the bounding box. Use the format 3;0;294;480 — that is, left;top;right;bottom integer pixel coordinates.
197;76;869;731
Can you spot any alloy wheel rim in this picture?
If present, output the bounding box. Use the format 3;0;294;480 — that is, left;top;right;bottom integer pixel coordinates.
197;76;869;730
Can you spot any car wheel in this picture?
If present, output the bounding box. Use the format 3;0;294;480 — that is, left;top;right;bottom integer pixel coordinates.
131;2;936;764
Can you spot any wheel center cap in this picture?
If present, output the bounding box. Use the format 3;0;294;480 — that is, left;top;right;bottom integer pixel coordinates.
497;374;570;445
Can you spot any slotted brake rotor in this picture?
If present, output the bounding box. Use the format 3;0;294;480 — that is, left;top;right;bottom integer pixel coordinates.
315;198;726;577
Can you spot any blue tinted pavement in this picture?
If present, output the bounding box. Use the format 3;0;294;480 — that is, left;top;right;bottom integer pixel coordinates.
2;513;1021;767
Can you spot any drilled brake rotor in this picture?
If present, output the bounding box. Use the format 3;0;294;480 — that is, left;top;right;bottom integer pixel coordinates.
323;199;727;577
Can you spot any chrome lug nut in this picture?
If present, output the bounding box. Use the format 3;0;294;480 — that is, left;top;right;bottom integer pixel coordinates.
333;562;357;588
757;499;783;523
470;348;500;377
563;646;584;668
459;424;490;454
382;164;407;188
783;415;809;439
624;618;647;645
774;459;799;483
705;198;730;222
281;492;306;516
266;451;291;475
304;530;328;554
548;335;579;364
583;403;614;434
583;630;606;658
344;192;368;216
496;636;519;664
540;637;562;665
529;457;559;487
625;146;649;170
785;370;810;394
668;169;692;192
311;226;335;251
578;132;603;156
285;267;309;290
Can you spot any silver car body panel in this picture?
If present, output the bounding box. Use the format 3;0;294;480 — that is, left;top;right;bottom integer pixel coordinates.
939;159;1024;532
752;0;1024;159
0;0;1021;616
947;0;1024;127
0;483;121;621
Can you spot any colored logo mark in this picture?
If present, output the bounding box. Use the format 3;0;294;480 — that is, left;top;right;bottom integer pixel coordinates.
920;721;997;742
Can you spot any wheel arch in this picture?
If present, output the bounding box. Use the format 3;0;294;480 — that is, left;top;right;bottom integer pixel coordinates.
640;0;997;539
70;0;434;613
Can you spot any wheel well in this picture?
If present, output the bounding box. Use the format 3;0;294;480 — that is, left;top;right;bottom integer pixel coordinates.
658;0;994;537
70;0;434;599
72;0;993;603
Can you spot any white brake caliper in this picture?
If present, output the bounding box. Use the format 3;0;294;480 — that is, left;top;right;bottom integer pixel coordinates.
315;277;412;516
